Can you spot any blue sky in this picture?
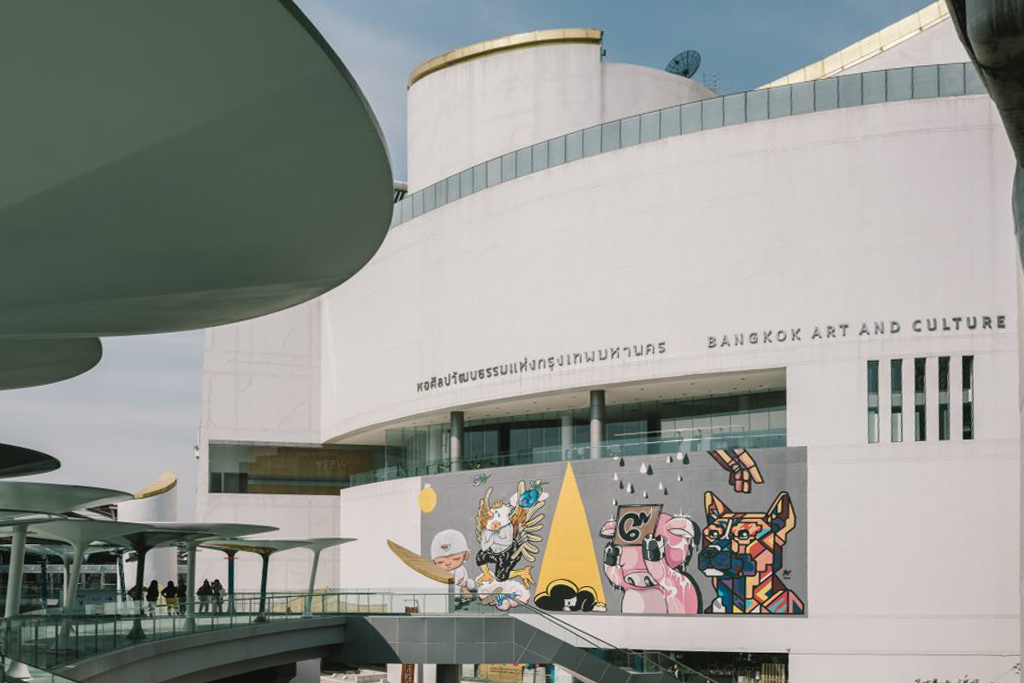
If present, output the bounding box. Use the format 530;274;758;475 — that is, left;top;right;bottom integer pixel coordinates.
0;0;936;516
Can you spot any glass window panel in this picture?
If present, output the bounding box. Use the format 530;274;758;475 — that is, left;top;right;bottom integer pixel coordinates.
447;175;460;202
912;65;939;99
621;116;640;147
601;120;621;151
411;191;422;218
838;74;862;108
962;355;974;440
566;131;584;162
640;111;660;142
867;360;879;444
939;63;965;97
516;147;533;177
863;71;887;104
549;136;566;167
891;358;903;443
473;163;487;192
399;196;412;223
583;125;602;157
487;157;501;187
887;67;913;101
532;142;549;171
680;102;702;133
702;98;724;129
501;152;516;182
792;82;814;114
769;85;792;118
938;356;950;440
746;90;768;122
915;357;927;441
814;78;839;111
423;183;436;213
965;63;986;94
660;106;682;137
435;180;447;207
723;93;746;125
459;168;473;197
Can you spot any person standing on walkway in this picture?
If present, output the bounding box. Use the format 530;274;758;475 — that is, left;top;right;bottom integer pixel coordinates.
197;579;213;613
211;579;225;614
145;580;160;615
162;580;178;614
176;581;187;615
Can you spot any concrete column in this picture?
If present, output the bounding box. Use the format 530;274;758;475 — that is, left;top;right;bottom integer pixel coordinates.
303;549;321;617
255;552;271;623
5;526;27;618
450;411;464;472
226;549;237;614
560;412;573;460
437;665;460;683
589;390;605;459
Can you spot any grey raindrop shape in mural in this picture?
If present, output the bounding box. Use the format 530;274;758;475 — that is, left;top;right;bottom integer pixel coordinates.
683;454;690;465
627;482;635;494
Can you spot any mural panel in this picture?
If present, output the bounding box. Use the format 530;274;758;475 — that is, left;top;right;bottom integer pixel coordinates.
390;447;807;616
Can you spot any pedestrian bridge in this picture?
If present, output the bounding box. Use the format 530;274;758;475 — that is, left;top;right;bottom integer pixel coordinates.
2;592;704;683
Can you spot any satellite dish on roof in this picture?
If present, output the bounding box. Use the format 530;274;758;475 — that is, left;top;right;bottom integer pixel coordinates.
665;50;701;79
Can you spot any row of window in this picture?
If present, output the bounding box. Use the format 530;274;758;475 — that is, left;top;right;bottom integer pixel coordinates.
867;356;974;443
390;62;985;229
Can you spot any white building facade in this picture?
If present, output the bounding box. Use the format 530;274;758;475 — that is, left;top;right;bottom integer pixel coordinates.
197;6;1020;682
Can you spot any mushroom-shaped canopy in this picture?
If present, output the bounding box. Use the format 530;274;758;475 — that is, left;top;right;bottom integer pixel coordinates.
0;482;132;514
305;537;357;552
150;522;279;545
27;519;150;549
0;0;392;340
0;443;61;479
203;539;312;558
0;339;102;390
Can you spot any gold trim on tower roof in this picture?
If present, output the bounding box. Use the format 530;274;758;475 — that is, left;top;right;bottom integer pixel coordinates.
759;1;950;89
133;472;177;500
409;28;603;88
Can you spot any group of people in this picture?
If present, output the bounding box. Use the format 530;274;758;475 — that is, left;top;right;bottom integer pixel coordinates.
128;578;226;615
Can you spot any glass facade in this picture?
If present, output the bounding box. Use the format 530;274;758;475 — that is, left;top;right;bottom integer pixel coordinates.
380;390;786;481
208;442;384;495
390;62;986;230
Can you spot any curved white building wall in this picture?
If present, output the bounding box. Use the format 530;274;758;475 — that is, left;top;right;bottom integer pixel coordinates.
118;484;178;589
325;95;1016;441
407;39;713;190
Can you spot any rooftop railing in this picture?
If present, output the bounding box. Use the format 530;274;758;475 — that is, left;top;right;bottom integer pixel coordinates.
390;61;986;229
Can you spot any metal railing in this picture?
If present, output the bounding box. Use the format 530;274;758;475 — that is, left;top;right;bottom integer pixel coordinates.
351;428;785;486
390;61;986;230
0;590;715;681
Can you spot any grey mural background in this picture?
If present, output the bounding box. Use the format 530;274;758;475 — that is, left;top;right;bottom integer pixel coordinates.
417;447;807;616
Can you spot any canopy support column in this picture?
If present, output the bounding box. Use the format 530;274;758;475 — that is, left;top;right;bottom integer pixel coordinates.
185;542;198;631
255;552;270;623
303;548;322;617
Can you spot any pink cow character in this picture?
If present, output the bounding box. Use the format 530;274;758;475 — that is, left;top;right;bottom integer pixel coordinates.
599;513;701;614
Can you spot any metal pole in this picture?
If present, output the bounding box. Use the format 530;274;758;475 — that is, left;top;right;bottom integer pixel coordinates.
255;553;270;623
226;550;237;615
127;545;147;641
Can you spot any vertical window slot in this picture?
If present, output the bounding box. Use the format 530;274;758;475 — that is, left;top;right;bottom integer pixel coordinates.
914;358;927;441
890;359;903;442
867;360;879;443
962;356;974;440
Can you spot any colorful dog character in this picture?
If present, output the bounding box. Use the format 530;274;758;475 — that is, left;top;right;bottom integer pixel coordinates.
698;491;804;614
599;505;701;614
475;481;547;595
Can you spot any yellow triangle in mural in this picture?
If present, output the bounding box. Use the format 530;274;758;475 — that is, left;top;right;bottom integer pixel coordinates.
534;462;607;611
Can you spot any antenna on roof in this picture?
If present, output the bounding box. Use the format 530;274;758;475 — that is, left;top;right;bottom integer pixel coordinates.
665;50;701;79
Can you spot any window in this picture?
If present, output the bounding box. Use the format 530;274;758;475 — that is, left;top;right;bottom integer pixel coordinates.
208;442;383;495
867;361;879;444
963;356;974;440
938;356;950;440
914;358;927;441
890;359;903;442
